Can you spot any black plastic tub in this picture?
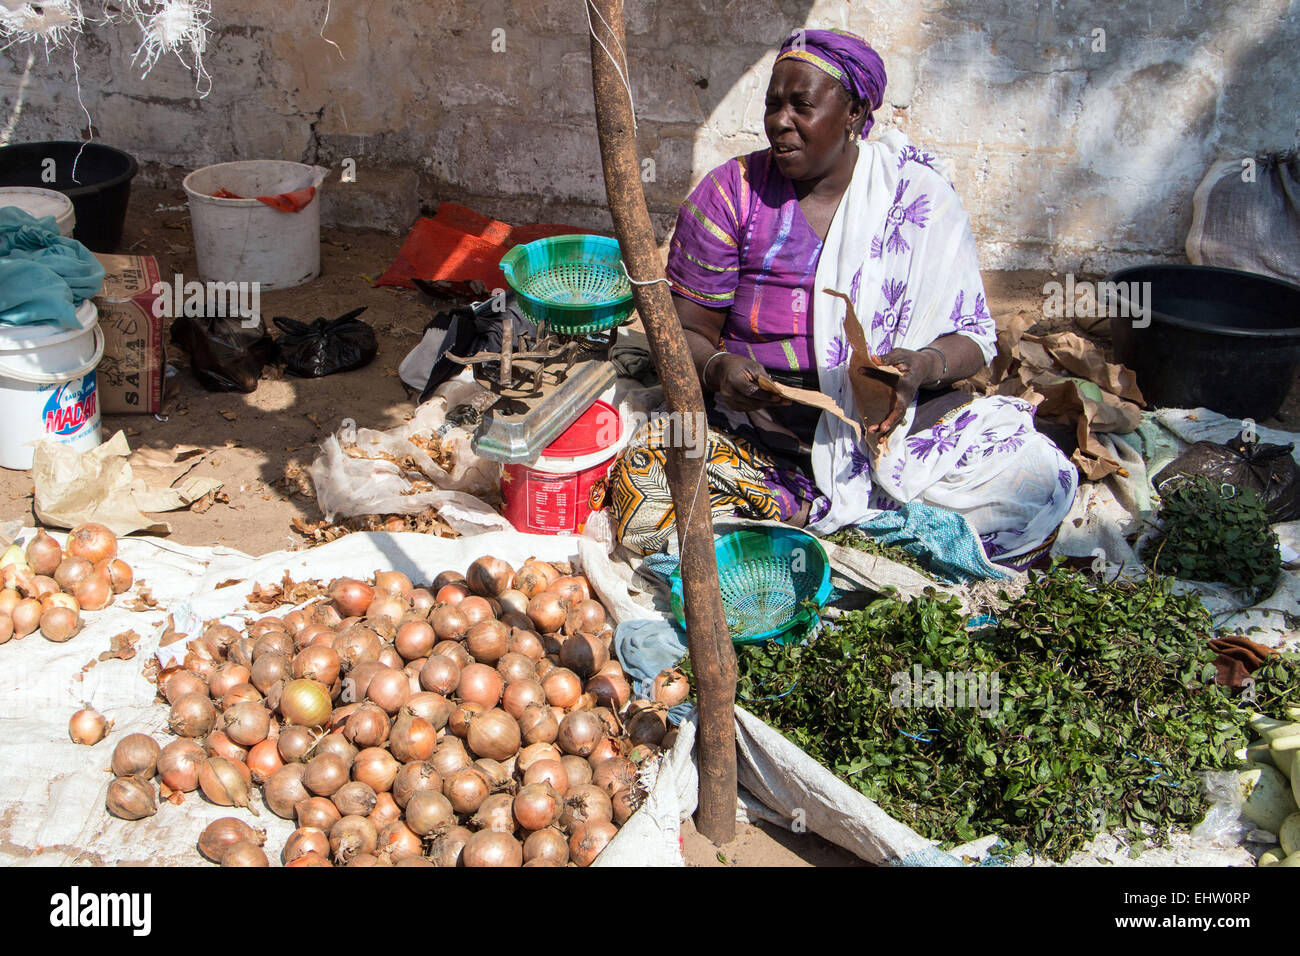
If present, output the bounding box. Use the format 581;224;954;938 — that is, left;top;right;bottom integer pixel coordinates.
0;141;138;252
1107;264;1300;421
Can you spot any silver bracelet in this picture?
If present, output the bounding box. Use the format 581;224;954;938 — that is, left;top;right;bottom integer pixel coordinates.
700;350;729;389
918;345;946;387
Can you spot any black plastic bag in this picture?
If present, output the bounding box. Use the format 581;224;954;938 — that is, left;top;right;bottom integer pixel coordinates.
273;307;378;378
170;314;278;393
1153;431;1300;523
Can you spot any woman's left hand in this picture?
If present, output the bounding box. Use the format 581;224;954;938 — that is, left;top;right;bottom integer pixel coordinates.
871;347;940;436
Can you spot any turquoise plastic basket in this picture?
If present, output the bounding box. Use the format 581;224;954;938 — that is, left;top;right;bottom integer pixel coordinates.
499;234;634;335
669;528;833;645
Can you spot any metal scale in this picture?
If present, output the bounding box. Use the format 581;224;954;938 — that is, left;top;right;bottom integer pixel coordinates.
442;235;635;465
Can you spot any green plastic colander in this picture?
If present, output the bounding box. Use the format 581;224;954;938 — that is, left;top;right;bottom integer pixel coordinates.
499;234;635;335
669;528;833;645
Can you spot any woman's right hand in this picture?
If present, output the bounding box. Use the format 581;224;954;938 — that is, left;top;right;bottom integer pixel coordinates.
707;353;789;412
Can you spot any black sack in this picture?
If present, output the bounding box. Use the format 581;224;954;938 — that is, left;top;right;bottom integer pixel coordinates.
273;307;378;378
1153;431;1300;523
169;314;278;393
416;292;537;403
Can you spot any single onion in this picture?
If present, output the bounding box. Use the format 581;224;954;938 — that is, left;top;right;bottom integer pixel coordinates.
157;739;205;792
406;691;453;730
523;827;569;865
25;528;63;576
30;575;59;599
406;790;456;836
330;815;379;864
541;668;582;709
66;522;117;565
250;653;291;694
276;726;315;763
352;747;400;793
559;632;608;679
458;596;494;626
170;693;216;738
343;702;390;748
373;570;413;598
220;683;262;711
283;827;330;864
592;756;637;797
562;755;593;788
69;706;110;745
509;628;545;662
376;821;424;862
369;791;402;830
517;741;563;774
550;575;591;606
280;678;332;727
467;708;521;761
108;734;159;779
569;819;617;866
433;640;472;669
332;780;378;817
199;757;257;814
392;759;442;808
208;662;250;700
204;730;248;763
652;668;690;707
95;558;134;594
389;710;437;763
246;739;284;783
518;704;559;745
457;663;504;708
222;842;270;867
561;784;613;831
285;851;332;867
430;739;472;778
626;706;668;747
330;577;375;618
436;582;471;604
526;592;565;633
429;826;473;867
366;594;407;626
223;702;271;747
162;669;207;705
467;556;515;597
469;793;516;834
513;782;563;831
409;588;436;615
443;767;490;815
395;619;436;661
106;776;156;820
433;569;467;590
334;627;383;670
297;795;342;831
198;817;265;863
303;752;351;797
497;588;529;617
292;645;341;686
313;732;357;766
564;599;608;637
74;569;113;612
514;559;560;598
0;612;12;646
503;679;547;720
40;606;80;642
497;652;535;686
365;666;410;715
557;710;605;758
263;763;310;818
252;629;294;661
11;598;41;638
419;655;461;696
586;672;632;712
465;620;509;665
523;759;569;795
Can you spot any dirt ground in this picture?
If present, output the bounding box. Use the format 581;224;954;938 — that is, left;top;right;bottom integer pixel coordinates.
2;185;1293;866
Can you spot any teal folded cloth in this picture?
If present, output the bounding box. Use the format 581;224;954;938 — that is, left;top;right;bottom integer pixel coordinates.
858;502;1010;585
0;206;105;329
612;617;694;724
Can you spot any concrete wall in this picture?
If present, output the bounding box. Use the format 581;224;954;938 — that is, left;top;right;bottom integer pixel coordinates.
3;0;1297;271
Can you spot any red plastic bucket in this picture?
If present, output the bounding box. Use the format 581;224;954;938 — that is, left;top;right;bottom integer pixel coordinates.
501;399;623;535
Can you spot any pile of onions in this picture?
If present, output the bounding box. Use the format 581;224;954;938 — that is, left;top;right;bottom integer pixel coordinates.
115;556;660;867
0;524;134;647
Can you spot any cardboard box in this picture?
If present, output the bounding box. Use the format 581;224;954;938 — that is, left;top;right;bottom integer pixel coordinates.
93;254;166;414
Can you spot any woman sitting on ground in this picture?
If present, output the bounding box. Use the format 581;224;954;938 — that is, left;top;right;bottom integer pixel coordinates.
608;28;1076;569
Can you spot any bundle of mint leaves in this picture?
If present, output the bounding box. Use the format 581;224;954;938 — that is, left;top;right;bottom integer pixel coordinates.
724;564;1298;861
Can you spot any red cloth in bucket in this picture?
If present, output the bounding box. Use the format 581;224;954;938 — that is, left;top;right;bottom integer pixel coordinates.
374;202;584;292
210;186;317;212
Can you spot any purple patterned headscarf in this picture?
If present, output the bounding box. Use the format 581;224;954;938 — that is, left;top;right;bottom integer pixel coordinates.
775;29;887;134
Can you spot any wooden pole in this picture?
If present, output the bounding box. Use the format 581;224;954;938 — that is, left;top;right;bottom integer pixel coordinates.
586;0;737;843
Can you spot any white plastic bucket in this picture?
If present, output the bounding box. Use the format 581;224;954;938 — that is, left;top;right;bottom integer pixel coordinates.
0;301;104;470
182;161;328;290
0;186;76;236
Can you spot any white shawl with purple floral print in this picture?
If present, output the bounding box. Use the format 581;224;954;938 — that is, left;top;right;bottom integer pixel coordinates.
808;130;1076;562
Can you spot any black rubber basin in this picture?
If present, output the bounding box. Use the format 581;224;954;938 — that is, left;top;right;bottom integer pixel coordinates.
1107;264;1300;421
0;141;138;252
